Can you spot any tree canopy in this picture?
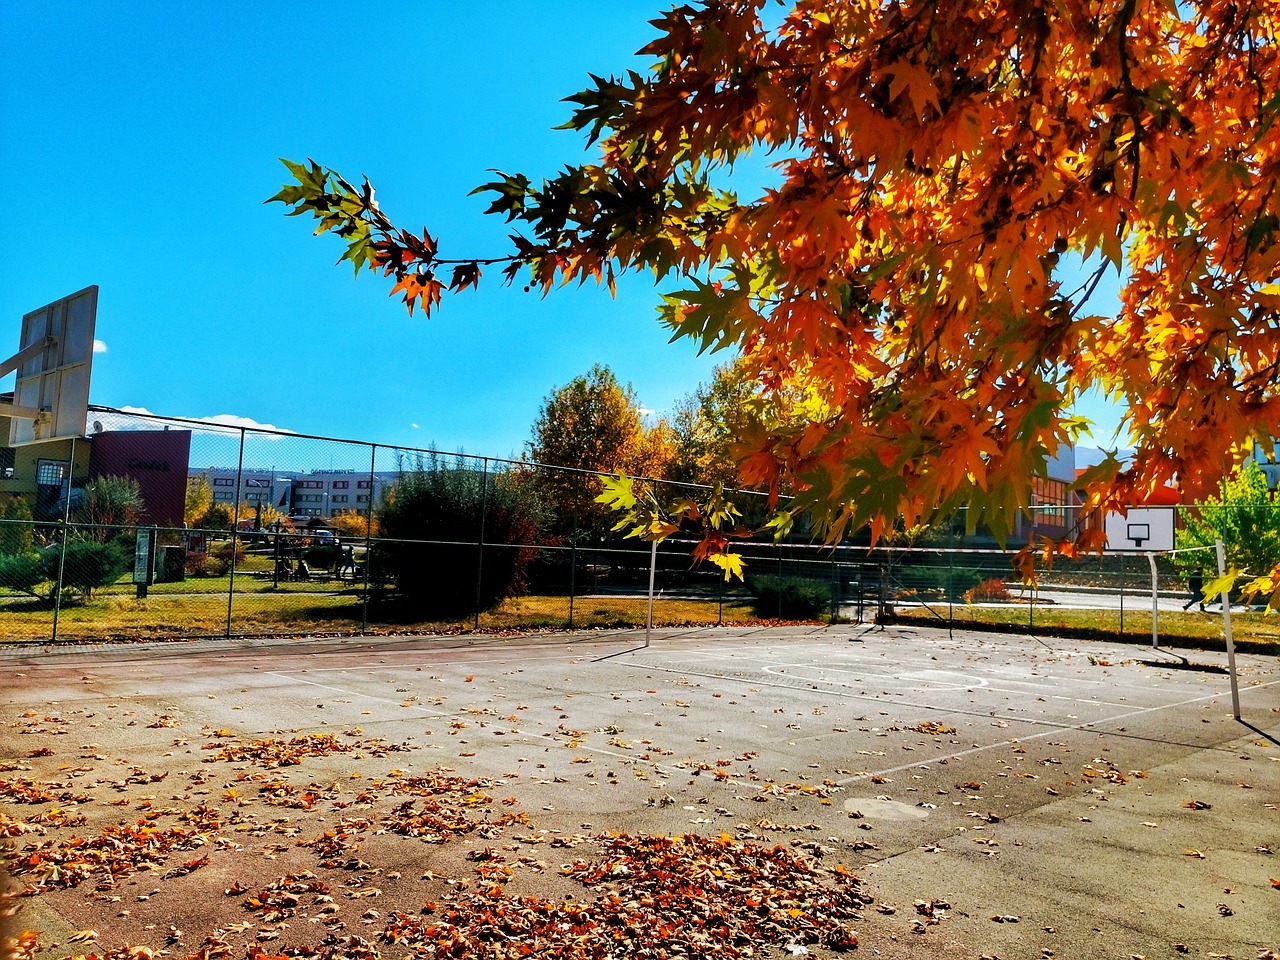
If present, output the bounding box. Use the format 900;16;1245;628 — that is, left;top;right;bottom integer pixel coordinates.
273;0;1280;559
528;363;671;539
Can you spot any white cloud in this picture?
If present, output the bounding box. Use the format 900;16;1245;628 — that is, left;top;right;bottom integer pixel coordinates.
101;406;297;436
92;339;107;353
637;405;656;418
411;422;420;429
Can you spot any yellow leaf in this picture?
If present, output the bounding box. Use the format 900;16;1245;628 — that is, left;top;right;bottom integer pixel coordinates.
708;552;745;582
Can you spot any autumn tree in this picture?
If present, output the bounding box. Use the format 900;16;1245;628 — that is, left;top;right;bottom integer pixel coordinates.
185;476;213;526
1177;460;1280;582
670;359;765;490
527;363;670;539
275;0;1280;578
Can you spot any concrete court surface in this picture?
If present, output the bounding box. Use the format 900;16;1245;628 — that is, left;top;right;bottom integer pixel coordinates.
1;623;1277;960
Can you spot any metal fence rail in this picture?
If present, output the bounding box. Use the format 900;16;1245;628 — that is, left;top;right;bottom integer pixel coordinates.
0;406;1257;643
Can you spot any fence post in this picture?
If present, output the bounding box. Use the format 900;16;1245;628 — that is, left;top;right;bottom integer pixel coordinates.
474;458;489;630
947;554;953;625
567;542;576;628
718;560;724;625
361;444;376;632
225;428;245;639
1118;552;1125;639
50;436;77;643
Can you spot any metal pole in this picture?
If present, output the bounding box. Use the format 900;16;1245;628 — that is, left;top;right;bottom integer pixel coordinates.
567;542;576;628
645;538;657;648
474;458;488;630
1147;551;1160;649
225;429;245;638
50;437;76;643
1118;552;1125;638
1214;539;1242;720
361;444;376;632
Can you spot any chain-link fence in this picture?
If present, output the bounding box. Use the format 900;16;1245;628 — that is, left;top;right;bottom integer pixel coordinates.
0;406;1265;644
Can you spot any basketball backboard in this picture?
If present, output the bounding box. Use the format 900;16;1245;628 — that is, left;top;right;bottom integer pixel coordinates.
5;286;97;446
1103;506;1175;552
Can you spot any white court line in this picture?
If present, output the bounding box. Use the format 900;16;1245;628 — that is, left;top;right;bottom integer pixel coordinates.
837;677;1280;785
761;662;1141;708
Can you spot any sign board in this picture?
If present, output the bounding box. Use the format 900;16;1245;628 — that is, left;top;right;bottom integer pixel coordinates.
1103;506;1175;552
132;527;155;585
9;286;98;446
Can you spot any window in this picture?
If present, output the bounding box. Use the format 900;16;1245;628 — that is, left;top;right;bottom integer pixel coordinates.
357;480;371;489
356;494;369;503
332;495;349;504
333;480;348;490
213;477;235;487
36;460;67;485
0;447;14;478
214;492;234;502
301;480;323;489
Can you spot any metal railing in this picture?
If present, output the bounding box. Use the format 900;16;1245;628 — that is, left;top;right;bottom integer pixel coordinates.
0;406;1259;643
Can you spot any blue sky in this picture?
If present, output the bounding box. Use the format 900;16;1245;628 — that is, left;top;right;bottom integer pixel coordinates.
0;2;1124;462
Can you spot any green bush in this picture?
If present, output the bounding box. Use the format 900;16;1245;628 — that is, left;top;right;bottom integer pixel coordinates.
748;574;832;619
0;496;35;556
375;454;545;616
40;539;129;598
0;553;46;595
304;544;341;570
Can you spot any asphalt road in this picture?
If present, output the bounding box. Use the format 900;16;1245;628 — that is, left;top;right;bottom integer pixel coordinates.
1;624;1277;960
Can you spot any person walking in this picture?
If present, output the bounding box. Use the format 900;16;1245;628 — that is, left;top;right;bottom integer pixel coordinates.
1182;568;1205;611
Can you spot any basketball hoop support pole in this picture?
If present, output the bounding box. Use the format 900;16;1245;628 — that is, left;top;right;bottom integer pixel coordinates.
1146;552;1159;649
0;336;53;381
0;337;55;422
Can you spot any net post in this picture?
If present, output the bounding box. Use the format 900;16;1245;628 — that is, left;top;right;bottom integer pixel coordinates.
1214;539;1242;721
645;538;657;648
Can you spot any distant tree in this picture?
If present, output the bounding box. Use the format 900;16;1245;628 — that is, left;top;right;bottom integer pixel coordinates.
1177;461;1280;582
185;476;213;526
527;364;656;539
195;503;234;530
330;510;378;540
375;454;544;616
71;476;144;542
0;496;35;556
240;499;287;530
669;360;761;490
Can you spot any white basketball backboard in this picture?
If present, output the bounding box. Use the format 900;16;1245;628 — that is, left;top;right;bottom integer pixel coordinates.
7;286;97;446
1103;506;1175;552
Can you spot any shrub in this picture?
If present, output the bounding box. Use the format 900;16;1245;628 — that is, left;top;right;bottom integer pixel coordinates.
0;553;46;595
40;539;129;598
963;577;1013;603
206;539;245;576
0;496;35;556
185;551;209;576
71;476;144;541
304;544;341;570
748;574;832;619
375;455;545;616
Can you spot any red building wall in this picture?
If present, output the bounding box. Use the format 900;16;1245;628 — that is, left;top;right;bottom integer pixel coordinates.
87;429;191;529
